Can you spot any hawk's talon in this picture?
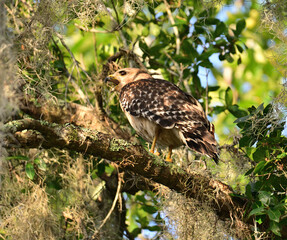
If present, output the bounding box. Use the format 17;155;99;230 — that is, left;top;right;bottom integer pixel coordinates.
150;149;160;156
154;150;160;156
165;156;173;162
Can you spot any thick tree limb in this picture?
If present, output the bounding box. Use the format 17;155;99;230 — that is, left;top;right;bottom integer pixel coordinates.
20;97;132;141
3;118;250;237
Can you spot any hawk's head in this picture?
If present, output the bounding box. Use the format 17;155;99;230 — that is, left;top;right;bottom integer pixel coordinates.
105;68;152;91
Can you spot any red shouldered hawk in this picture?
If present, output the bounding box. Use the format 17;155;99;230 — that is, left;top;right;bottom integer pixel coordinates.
105;68;219;163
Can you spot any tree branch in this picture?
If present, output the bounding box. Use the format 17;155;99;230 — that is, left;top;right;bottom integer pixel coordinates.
3;118;250;238
19;96;132;140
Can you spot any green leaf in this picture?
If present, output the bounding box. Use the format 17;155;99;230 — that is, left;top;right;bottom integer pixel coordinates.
225;87;233;107
199;59;213;68
6;155;30;161
277;152;287;159
225;53;234;63
236;44;244;53
205;17;220;25
245;183;252;199
258;191;272;206
208;86;220;91
142;205;158;214
229;45;236;54
237;57;242;65
228;104;248;118
213;106;226;114
146;225;161;231
194;24;205;34
182;39;197;58
234;115;251;124
263;103;272;114
198;48;218;61
34;158;47;171
253;146;267;162
256;218;263;224
219;53;225;61
235;19;246;36
142;26;149;37
198;9;208;17
239;135;256;147
173;18;188;26
245;167;254;176
253;161;266;174
25;163;35;180
248;206;265;217
255;103;264;114
269;221;282;236
214;22;227;37
96;162;106;176
139;40;148;53
135;194;147;203
104;165;115;176
267;209;281;223
131;227;141;237
149;43;165;55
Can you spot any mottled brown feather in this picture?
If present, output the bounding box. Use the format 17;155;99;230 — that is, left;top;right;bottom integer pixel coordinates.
119;78;219;163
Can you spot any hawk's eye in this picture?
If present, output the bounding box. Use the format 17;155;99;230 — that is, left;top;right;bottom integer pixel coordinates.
119;70;127;76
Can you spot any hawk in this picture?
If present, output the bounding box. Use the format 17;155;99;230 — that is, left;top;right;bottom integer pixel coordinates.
105;68;218;163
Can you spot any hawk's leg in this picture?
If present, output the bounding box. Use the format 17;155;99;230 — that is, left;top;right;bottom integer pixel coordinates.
166;146;173;162
150;127;160;154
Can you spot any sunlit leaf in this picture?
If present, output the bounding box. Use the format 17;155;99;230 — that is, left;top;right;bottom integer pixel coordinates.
267;209;281;223
25;163;35;180
225;87;233;107
253;161;266;174
6;155;30;161
34;158;47;171
269;221;282;236
248;206;265;217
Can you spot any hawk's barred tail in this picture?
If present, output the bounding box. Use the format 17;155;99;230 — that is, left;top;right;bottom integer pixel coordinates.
182;131;219;164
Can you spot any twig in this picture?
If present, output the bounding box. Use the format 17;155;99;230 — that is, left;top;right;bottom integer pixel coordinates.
64;63;75;102
164;0;181;55
205;68;210;116
101;1;134;67
74;23;110;33
55;32;92;106
92;24;99;73
52;38;91;105
111;0;120;25
91;170;123;239
164;51;187;87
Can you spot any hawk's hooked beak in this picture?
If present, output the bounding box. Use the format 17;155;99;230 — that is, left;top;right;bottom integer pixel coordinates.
104;75;120;85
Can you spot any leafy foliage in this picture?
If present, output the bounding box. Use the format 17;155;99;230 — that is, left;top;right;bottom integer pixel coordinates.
234;104;287;237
